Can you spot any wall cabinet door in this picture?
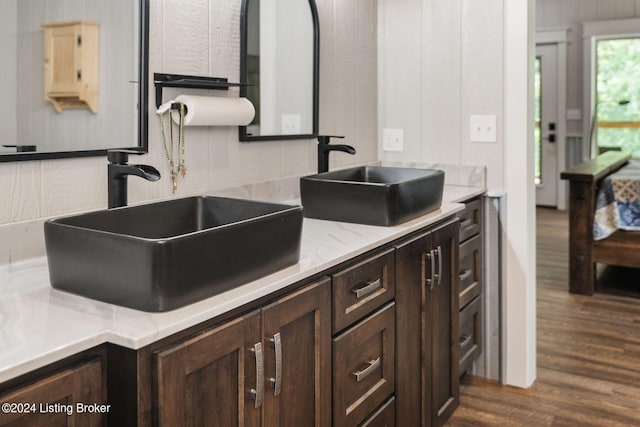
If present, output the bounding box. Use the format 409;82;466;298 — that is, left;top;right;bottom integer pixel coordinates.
0;359;104;427
396;218;459;427
155;310;262;427
262;278;331;427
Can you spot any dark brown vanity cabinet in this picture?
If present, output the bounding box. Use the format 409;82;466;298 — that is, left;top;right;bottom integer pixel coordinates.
154;279;331;427
396;219;459;427
0;358;105;427
457;198;483;376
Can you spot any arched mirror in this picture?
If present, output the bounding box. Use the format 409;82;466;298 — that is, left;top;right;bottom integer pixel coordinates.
239;0;319;141
0;0;149;162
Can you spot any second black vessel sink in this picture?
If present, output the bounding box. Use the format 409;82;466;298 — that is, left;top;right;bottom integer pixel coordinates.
44;196;303;312
300;166;444;226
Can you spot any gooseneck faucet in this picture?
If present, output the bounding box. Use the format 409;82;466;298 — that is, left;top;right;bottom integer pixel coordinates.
317;135;356;173
108;150;161;209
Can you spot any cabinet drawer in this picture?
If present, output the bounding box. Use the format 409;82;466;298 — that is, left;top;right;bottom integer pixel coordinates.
458;198;482;242
333;303;395;427
459;296;482;376
458;234;482;309
360;396;395;427
332;248;395;333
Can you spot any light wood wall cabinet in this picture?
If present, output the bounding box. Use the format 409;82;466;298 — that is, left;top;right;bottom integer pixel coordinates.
0;359;105;426
154;279;331;427
42;21;99;113
396;219;460;427
457;197;484;376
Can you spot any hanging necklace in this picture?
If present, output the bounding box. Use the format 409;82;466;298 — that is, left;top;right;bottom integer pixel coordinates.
159;103;187;193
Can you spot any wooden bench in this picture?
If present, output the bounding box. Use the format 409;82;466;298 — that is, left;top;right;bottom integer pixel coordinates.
561;151;636;295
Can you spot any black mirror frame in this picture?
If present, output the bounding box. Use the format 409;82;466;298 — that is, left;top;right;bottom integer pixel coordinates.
239;0;319;142
0;0;150;162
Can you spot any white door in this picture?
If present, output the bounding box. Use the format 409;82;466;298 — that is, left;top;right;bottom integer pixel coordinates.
535;44;559;207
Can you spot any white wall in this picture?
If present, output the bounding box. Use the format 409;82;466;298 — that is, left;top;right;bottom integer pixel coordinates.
0;0;378;225
378;0;504;190
537;0;640;135
379;0;536;388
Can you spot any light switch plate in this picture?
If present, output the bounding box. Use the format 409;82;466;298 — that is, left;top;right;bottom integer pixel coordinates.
470;115;497;143
383;128;404;152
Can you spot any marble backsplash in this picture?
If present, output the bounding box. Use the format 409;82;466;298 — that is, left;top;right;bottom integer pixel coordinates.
381;161;486;187
0;162;485;266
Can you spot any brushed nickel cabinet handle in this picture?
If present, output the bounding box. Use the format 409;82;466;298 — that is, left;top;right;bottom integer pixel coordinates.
437;245;443;286
425;250;436;290
352;278;382;299
459;268;472;282
249;342;264;408
268;332;282;396
352;357;381;382
459;334;473;350
460;218;473;229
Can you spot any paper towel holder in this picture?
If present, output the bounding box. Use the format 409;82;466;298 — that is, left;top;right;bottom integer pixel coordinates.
154;73;251;109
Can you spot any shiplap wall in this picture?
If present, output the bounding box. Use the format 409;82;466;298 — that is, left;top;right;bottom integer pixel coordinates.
0;0;378;225
14;0;137;153
536;0;640;134
378;0;505;190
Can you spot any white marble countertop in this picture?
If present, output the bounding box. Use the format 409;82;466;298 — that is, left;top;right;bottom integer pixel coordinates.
0;185;484;383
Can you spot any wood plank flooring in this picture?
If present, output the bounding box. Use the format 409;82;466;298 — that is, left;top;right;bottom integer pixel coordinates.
446;207;640;426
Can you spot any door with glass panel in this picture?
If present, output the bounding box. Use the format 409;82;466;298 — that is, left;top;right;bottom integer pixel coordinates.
535;44;559;207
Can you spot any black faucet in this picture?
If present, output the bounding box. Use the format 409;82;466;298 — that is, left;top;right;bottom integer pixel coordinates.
317;135;356;173
108;150;161;209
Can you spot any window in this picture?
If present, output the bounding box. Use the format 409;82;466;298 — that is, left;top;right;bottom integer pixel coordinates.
594;37;640;156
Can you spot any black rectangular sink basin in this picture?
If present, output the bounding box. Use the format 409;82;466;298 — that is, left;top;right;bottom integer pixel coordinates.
300;166;444;226
44;196;303;312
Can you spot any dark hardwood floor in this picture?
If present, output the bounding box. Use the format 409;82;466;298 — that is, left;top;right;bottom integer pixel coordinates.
446;207;640;426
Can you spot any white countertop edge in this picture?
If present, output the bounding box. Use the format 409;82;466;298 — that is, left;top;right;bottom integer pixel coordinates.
0;197;477;383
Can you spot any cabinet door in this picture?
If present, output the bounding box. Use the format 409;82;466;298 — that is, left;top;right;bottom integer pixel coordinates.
426;219;459;427
395;231;431;426
44;25;81;94
155;310;262;427
262;278;331;427
0;359;103;427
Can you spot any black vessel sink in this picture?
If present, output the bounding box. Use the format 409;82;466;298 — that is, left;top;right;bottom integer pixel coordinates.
44;196;303;312
300;166;444;226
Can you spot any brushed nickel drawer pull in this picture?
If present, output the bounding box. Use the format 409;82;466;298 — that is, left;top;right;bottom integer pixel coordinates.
459;268;472;282
425;250;436;289
459;334;473;350
437;245;443;286
249;342;264;408
460;218;474;229
352;278;382;299
352;357;381;382
268;332;283;397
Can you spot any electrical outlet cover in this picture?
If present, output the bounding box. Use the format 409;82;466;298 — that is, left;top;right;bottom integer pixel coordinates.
383;128;404;152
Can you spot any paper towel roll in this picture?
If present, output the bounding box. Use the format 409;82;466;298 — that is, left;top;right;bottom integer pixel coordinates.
171;95;255;126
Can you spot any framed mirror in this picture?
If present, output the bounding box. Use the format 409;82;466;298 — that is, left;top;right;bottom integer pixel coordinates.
0;0;149;162
239;0;319;141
